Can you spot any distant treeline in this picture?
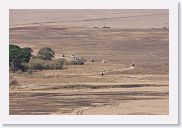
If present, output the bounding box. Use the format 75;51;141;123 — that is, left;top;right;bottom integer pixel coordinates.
9;44;85;73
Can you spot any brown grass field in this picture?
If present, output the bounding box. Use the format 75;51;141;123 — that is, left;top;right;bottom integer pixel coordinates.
9;10;169;115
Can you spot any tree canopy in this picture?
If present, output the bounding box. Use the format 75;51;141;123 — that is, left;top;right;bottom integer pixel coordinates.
9;44;33;72
37;47;55;60
22;47;33;63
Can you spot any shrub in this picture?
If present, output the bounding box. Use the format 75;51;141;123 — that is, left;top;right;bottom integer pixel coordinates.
51;59;64;69
28;58;46;70
28;58;64;70
37;47;55;60
76;57;85;65
64;57;85;65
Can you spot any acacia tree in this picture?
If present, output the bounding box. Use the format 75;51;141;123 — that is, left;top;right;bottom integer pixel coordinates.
9;45;33;72
37;47;55;60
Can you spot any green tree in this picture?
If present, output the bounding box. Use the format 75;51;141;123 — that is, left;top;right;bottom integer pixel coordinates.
9;45;23;72
37;47;55;60
9;45;32;72
22;47;33;63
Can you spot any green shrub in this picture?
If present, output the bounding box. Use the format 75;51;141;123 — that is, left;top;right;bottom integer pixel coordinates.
9;44;32;72
37;47;55;60
28;58;64;70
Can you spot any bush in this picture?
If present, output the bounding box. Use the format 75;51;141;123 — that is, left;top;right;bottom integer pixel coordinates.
28;58;64;70
50;59;64;69
28;58;45;70
37;47;55;60
64;57;85;65
77;58;85;65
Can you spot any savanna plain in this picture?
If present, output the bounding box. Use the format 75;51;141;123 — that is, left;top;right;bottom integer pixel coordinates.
9;10;169;115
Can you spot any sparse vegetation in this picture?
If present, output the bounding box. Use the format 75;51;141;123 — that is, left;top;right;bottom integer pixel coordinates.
9;10;169;115
28;58;64;70
9;45;66;72
9;44;85;74
64;57;85;65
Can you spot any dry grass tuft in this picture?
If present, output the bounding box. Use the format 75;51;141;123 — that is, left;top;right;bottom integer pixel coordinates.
64;57;85;65
28;58;64;70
